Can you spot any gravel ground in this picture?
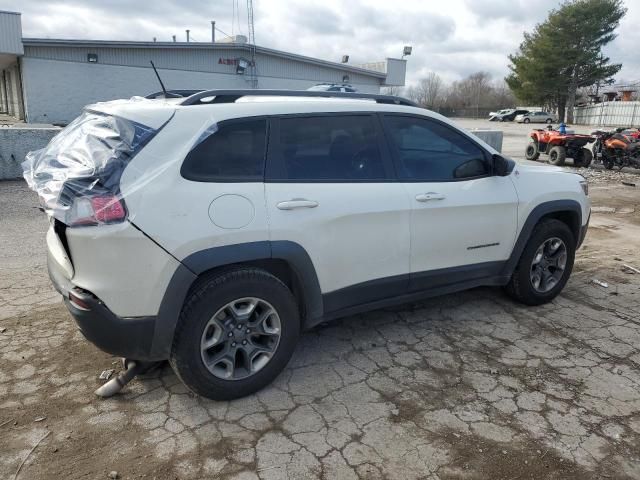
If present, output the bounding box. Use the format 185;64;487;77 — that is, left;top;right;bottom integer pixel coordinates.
1;125;640;479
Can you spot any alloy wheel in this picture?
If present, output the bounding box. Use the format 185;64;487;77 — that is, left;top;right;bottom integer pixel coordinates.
529;237;567;293
200;297;282;380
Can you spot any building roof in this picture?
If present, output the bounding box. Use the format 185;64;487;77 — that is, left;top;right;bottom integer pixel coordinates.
21;38;388;79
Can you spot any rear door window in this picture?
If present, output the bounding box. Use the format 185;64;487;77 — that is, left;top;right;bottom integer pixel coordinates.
269;115;389;181
181;119;267;182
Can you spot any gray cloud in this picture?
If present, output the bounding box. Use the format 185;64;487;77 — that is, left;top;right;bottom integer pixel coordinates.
1;0;637;84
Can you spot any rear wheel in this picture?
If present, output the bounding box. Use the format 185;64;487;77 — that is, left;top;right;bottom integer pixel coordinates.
546;118;553;124
603;158;615;170
574;147;593;168
525;142;540;161
505;219;575;305
548;146;566;166
170;268;300;400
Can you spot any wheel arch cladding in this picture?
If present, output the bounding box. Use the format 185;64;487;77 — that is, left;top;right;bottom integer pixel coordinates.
502;200;582;278
149;241;323;359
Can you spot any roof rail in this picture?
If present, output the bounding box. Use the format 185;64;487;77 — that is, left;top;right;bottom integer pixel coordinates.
145;89;205;99
178;89;418;107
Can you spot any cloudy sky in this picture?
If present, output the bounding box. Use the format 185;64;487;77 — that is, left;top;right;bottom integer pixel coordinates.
2;0;639;85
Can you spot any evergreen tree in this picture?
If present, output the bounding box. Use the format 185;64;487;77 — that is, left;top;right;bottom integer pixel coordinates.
506;0;626;122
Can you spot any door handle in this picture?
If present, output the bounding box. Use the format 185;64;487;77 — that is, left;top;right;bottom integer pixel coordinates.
415;192;446;202
276;199;319;210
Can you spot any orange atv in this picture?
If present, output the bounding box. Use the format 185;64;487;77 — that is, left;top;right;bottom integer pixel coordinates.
525;127;595;167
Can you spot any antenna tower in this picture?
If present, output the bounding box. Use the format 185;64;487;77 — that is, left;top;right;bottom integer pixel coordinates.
246;0;258;88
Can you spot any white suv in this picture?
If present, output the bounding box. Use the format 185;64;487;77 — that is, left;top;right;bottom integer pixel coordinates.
24;90;590;400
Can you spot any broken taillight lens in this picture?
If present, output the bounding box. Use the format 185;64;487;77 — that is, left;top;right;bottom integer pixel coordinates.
68;195;127;226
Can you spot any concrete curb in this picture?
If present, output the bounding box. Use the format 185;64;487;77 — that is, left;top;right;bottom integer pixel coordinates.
0;127;61;180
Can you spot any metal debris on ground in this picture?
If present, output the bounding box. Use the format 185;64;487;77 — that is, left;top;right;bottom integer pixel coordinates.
621;181;636;187
99;369;115;380
13;431;50;480
0;327;6;333
592;279;609;288
107;471;119;479
622;264;640;274
33;416;46;422
591;206;616;213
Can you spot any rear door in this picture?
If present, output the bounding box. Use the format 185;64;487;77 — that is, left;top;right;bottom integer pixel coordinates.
381;114;519;292
265;113;411;314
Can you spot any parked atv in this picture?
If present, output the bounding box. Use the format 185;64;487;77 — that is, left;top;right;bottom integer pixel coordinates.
592;128;640;170
525;127;595;167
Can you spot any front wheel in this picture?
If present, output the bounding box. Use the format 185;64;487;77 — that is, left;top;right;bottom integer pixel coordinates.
170;268;300;400
525;142;540;161
504;219;575;305
524;118;530;124
546;118;553;124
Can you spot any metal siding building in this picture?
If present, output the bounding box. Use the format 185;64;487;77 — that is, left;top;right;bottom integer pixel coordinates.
1;11;406;124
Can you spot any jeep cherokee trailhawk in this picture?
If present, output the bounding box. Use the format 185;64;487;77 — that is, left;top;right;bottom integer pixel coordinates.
24;90;590;400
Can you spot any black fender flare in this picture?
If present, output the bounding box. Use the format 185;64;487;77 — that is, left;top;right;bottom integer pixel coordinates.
501;200;583;278
149;240;323;359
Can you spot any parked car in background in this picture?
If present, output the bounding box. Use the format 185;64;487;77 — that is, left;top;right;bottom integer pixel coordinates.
491;109;530;122
516;111;557;124
489;109;511;118
307;83;357;92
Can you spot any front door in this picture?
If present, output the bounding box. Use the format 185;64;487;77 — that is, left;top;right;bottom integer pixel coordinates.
382;114;519;291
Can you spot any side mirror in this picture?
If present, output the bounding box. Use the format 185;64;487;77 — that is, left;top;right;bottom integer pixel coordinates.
492;154;511;176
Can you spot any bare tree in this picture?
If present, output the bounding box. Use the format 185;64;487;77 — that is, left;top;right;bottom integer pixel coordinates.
405;71;520;117
382;86;404;96
409;72;443;108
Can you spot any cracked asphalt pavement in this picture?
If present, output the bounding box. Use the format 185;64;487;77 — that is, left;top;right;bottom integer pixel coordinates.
2;159;640;479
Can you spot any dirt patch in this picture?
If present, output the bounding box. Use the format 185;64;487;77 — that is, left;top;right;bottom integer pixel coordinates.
0;305;175;479
438;434;621;480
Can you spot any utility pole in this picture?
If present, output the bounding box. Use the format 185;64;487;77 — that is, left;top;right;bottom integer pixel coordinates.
211;21;216;43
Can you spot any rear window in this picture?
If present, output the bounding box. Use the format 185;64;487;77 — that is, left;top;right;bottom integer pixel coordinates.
181;119;267;182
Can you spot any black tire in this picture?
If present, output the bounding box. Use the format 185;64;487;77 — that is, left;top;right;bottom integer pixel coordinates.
575;147;592;168
548;146;566;166
169;268;300;400
525;142;540;161
504;219;575;306
546;118;553;124
604;158;614;170
524;118;530;124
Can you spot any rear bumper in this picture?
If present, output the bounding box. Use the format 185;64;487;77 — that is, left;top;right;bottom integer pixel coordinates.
48;252;157;360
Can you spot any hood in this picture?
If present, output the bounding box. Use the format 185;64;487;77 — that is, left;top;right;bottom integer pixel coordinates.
515;163;583;178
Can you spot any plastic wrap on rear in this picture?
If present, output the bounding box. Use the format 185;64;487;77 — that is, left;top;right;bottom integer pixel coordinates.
22;108;154;223
22;98;219;226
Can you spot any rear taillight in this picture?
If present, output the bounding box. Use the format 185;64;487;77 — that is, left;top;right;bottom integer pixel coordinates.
68;195;126;226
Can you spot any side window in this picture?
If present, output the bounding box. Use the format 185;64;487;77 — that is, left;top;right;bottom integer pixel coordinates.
274;115;387;181
181;119;266;182
383;116;490;181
